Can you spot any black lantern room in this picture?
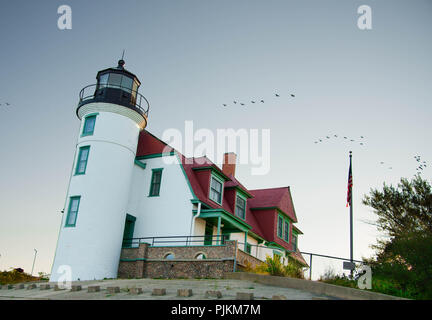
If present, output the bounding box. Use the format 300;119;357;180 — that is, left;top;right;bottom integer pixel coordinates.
77;60;149;119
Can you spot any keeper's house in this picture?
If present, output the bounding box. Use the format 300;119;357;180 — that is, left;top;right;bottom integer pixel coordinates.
50;60;307;282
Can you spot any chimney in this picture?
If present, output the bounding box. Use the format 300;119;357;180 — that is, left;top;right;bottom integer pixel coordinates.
222;152;237;177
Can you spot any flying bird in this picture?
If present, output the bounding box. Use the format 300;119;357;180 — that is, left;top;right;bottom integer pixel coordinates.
275;94;280;97
326;136;330;139
222;104;227;107
290;94;295;97
240;103;245;106
233;101;237;104
260;100;264;103
251;101;255;103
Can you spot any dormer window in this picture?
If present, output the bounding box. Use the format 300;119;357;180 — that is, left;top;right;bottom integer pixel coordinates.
209;175;223;204
235;193;246;220
292;234;298;251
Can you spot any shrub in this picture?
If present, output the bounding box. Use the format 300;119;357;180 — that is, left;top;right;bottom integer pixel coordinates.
0;268;40;285
252;255;305;279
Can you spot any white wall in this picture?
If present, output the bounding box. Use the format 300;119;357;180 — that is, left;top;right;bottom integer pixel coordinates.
50;110;140;282
126;154;194;245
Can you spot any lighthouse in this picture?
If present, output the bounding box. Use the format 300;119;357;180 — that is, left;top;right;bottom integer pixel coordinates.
50;60;149;281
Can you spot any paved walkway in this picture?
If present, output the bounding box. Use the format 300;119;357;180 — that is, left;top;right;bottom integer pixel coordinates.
0;278;338;300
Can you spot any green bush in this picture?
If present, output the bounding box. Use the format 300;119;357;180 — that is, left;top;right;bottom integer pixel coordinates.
252;255;305;279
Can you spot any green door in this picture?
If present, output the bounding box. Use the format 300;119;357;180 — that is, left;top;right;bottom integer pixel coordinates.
122;214;136;247
204;223;213;245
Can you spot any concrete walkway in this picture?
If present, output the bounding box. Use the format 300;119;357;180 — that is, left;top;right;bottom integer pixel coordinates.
0;278;338;300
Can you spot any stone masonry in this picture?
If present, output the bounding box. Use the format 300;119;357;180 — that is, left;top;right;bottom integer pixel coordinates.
118;240;261;279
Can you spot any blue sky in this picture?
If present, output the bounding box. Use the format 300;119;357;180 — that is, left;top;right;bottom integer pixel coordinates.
0;0;431;279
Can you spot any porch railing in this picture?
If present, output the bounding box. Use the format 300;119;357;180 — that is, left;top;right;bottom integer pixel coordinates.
122;234;230;248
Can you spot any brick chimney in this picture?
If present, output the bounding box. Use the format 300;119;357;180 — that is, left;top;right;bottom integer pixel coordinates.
222;152;237;177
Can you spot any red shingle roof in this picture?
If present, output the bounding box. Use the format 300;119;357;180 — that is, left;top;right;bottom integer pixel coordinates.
136;130;303;257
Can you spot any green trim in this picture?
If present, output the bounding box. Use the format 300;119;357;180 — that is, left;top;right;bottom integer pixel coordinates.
277;214;283;239
177;153;197;200
136;151;175;160
65;196;81;227
126;213;136;222
84;112;99;117
217;216;222;245
283;218;290;243
148;168;163;197
277;214;290;243
234;192;247;220
209;173;224;205
74;145;90;175
134;159;147;170
81;114;97;137
196;209;251;232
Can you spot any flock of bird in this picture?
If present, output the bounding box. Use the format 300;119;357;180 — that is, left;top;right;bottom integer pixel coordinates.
414;155;427;174
314;135;366;146
222;92;295;107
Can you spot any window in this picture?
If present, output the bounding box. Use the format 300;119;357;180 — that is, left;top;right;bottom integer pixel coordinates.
235;194;246;219
149;169;163;196
75;146;90;175
98;73;109;88
121;75;133;92
209;175;223;204
164;253;175;260
108;73;122;87
82;115;96;136
277;215;283;238
284;220;290;242
292;234;298;251
195;253;206;260
65;196;80;227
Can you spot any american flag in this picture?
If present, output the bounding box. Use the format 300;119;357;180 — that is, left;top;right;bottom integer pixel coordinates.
346;160;353;207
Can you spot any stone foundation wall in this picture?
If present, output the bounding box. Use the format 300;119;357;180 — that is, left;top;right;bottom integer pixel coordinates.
236;249;264;270
118;240;239;279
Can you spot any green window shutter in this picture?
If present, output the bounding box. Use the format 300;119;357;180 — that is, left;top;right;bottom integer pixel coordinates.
75;146;90;175
82;114;97;136
65;196;81;227
149;168;163;196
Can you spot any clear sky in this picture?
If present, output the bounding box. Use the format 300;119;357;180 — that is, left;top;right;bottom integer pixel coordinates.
0;0;431;279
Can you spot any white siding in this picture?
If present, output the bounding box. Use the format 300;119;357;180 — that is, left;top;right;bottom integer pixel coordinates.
126;154;194;243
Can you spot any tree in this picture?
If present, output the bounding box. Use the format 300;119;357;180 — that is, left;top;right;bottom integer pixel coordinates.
362;175;432;299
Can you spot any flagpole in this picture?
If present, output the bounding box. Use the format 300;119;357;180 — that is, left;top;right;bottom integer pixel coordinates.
349;151;353;279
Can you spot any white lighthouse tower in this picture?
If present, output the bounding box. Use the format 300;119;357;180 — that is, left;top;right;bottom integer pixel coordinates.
50;60;149;281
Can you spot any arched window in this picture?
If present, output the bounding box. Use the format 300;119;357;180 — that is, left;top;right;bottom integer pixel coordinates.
164;253;175;260
195;253;206;260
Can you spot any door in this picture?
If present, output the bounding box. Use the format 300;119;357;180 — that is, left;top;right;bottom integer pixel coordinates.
204;223;213;246
122;214;136;248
